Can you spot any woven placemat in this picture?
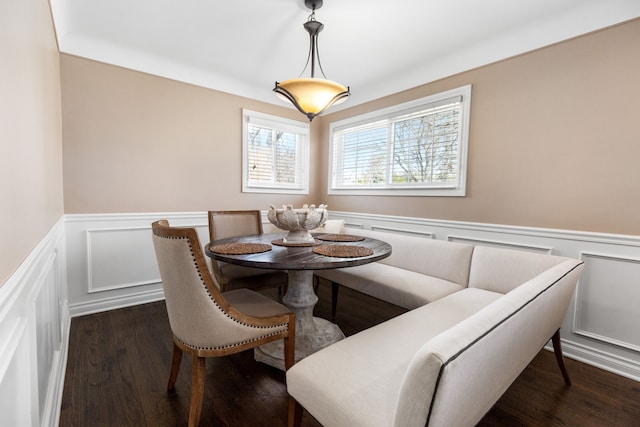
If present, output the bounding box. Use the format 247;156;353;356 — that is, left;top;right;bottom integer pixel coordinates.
209;242;272;255
313;245;373;258
316;233;365;242
271;238;323;247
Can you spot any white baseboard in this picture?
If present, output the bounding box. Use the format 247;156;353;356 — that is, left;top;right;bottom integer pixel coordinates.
562;340;640;382
68;288;165;318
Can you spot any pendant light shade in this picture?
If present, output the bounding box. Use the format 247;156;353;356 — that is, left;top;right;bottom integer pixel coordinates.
275;78;349;121
274;0;350;121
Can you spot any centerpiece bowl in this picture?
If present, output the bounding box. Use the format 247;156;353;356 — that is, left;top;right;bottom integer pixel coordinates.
267;204;328;244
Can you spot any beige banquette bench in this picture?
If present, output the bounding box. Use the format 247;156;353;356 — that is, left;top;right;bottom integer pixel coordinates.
287;227;584;427
315;228;475;316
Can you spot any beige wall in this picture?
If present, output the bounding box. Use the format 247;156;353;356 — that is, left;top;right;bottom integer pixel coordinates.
0;0;64;286
318;19;640;235
61;19;640;236
60;55;321;214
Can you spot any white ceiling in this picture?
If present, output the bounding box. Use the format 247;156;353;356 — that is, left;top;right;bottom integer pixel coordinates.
50;0;639;112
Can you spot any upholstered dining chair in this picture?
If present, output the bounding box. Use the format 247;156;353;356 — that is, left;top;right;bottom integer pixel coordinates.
208;210;288;293
151;220;296;427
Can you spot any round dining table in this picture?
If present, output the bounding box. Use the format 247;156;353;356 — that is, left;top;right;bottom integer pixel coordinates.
205;232;391;370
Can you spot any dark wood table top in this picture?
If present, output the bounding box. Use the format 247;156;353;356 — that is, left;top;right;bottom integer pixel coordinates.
206;233;391;270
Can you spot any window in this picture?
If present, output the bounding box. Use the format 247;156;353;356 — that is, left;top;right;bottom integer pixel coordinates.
242;109;310;194
328;85;471;196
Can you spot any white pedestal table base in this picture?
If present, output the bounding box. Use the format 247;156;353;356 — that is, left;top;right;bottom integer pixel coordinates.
255;270;344;370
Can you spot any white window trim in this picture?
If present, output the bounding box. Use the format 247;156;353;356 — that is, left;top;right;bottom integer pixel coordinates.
328;85;471;197
242;109;310;195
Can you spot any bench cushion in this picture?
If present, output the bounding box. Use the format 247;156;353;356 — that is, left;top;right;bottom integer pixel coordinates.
468;246;569;293
349;229;474;286
286;288;503;427
315;263;465;310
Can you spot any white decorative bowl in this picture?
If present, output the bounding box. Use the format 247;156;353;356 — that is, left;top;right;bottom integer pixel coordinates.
267;204;328;244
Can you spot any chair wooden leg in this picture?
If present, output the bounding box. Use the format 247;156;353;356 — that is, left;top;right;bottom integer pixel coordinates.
331;281;339;321
189;355;206;427
288;397;303;427
167;342;183;393
551;329;571;385
284;318;296;370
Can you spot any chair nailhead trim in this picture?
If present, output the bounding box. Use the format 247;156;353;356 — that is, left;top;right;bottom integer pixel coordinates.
176;329;288;351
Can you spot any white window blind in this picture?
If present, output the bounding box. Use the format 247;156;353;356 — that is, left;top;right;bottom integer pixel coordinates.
329;85;471;196
242;110;310;194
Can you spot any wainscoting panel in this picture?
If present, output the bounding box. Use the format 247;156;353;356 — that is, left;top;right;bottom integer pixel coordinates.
0;218;68;427
371;225;435;239
65;213;208;317
32;251;62;420
0;318;31;426
448;235;553;254
574;252;640;352
87;227;161;293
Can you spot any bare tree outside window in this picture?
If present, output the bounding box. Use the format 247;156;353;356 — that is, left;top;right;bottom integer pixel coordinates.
328;85;470;196
242;109;310;195
392;106;460;184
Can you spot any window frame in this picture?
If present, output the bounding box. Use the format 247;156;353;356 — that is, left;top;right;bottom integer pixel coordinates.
242;109;310;195
328;85;471;197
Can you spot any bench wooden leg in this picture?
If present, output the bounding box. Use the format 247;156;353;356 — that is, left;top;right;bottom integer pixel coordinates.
551;329;571;385
288;397;303;427
331;281;340;321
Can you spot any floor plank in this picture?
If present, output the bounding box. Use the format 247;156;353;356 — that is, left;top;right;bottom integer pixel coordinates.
60;283;640;426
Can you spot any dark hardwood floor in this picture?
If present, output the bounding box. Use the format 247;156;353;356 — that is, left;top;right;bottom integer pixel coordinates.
60;284;640;426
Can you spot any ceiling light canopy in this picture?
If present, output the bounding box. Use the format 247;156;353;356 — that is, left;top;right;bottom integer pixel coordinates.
274;0;350;121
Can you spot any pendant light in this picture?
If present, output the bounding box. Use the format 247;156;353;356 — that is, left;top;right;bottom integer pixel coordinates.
274;0;350;121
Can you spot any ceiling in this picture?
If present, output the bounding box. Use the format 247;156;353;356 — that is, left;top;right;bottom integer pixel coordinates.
50;0;639;112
